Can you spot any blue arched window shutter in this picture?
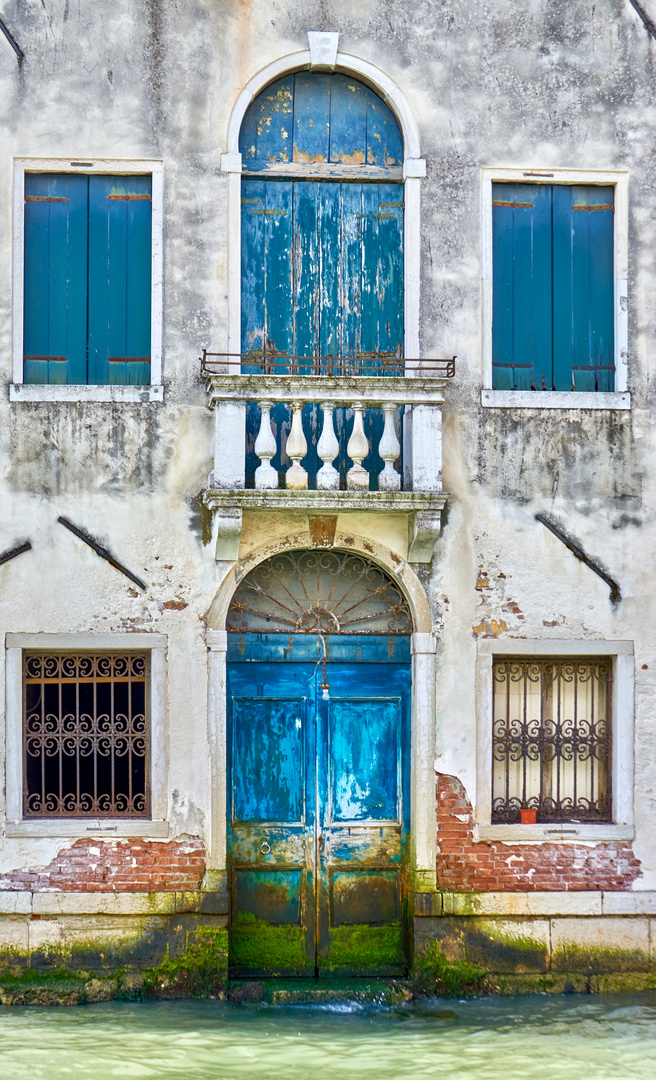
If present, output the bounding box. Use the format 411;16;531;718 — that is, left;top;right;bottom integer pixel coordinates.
240;74;404;370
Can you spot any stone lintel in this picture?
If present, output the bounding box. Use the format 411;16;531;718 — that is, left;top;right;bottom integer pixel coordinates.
204;491;447;564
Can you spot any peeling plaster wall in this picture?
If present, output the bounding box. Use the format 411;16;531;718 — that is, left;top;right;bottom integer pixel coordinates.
0;0;655;892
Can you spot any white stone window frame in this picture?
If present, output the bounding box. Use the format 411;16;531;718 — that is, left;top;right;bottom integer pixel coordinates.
10;158;164;404
475;639;634;842
4;633;169;838
480;167;630;411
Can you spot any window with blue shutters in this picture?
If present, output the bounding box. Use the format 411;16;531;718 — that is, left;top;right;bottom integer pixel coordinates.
23;173;152;386
239;72;405;488
239;73;404;372
492;183;615;392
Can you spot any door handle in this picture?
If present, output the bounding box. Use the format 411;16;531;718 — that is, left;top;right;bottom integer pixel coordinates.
260;841;271;854
317;832;323;852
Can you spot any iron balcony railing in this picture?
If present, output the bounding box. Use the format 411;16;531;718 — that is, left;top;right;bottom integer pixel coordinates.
200;350;456;379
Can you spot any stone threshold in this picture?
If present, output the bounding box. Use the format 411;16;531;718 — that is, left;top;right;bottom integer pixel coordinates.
417;891;656;917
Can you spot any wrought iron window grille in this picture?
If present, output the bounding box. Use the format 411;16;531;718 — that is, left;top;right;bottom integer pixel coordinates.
23;652;150;818
491;657;612;825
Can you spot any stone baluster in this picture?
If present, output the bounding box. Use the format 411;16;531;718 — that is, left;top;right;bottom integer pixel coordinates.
316;401;340;490
346;402;370;490
285;401;309;489
254;400;278;489
378;402;401;490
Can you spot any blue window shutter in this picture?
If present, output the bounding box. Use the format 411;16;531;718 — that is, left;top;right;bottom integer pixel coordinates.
240;73;403;174
372;182;404;358
294;73;332;162
364;86;403;167
553;185;614;391
293;180;319;362
23;173;88;385
240;77;295;170
88;174;152;386
492;183;553;390
328;77;367;164
241;178;268;368
318;181;340;360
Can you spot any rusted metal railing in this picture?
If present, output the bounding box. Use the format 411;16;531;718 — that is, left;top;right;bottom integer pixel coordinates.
201;350;456;379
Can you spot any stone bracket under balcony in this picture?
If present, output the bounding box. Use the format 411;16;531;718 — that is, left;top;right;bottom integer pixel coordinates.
203;373;449;563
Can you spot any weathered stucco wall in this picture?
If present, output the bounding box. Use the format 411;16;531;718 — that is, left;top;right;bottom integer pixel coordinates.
0;0;655;917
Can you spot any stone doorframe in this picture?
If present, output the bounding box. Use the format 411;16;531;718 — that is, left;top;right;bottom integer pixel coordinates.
204;534;438;895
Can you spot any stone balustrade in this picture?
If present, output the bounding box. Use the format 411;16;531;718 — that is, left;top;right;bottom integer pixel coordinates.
205;374;446;494
202;373;449;563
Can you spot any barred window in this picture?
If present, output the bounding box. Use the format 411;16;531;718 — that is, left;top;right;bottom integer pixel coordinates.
23;653;150;818
492;657;612;824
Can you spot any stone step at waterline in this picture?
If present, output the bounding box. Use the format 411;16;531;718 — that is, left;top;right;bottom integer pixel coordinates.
227;978;413;1005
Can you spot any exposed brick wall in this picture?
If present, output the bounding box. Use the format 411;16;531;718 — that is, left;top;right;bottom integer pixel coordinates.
436;773;641;892
0;836;205;892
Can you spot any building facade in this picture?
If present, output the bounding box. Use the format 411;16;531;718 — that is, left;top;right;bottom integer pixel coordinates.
0;0;655;994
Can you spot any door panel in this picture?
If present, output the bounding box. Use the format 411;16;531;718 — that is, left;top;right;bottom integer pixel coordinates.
230;867;310;973
328;699;401;822
227;634;410;977
227;660;315;977
231;698;305;823
318;665;408;976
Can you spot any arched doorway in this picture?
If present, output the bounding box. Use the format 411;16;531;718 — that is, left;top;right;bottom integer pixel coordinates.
226;549;412;977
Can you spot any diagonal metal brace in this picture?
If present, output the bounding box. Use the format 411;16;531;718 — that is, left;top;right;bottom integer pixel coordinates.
627;0;656;40
0;15;24;59
0;540;32;566
58;516;147;592
535;513;621;604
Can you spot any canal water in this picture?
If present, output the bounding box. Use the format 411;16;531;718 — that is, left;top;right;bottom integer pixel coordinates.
1;994;656;1079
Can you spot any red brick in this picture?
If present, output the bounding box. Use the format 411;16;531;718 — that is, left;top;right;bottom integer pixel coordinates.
435;773;641;893
0;836;206;893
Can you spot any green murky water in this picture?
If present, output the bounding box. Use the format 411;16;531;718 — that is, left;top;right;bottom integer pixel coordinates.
1;995;656;1079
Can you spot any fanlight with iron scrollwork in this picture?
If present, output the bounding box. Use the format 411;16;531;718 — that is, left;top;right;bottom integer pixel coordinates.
227;550;412;635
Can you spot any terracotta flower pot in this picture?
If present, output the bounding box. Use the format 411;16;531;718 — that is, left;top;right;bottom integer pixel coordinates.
520;808;537;824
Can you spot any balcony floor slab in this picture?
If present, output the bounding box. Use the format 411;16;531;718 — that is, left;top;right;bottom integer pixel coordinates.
202;489;448;563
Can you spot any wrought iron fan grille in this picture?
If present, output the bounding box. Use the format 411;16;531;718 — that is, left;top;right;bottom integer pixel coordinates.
227;550;412;635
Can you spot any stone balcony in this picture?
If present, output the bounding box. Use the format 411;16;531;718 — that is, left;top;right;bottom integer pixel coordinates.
201;360;453;563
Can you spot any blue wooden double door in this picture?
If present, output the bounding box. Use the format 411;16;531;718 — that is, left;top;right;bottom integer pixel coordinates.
227;634;411;977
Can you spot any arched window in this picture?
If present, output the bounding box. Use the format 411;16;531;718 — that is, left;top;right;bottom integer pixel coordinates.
239;72;404;374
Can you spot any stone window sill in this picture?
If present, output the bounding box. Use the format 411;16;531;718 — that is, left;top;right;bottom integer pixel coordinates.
5;820;170;839
481;390;630;410
9;384;164;404
475;824;634;843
